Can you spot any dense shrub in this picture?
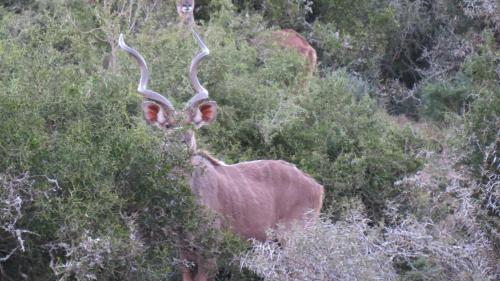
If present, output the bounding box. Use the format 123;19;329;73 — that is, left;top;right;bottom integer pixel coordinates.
241;203;497;281
419;73;473;121
229;0;312;30
203;68;424;219
461;32;500;168
0;0;497;280
242;140;499;280
241;210;399;281
0;172;45;276
0;5;243;280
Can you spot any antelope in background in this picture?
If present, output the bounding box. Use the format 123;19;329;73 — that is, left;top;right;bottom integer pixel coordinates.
118;30;324;281
250;28;317;90
270;28;317;77
176;0;195;27
175;0;316;79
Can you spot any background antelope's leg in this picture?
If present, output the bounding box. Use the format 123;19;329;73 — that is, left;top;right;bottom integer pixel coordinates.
194;257;216;281
194;272;208;281
180;248;196;281
180;257;196;281
182;270;195;281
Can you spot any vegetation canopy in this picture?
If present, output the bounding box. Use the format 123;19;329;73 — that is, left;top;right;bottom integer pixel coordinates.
0;0;498;280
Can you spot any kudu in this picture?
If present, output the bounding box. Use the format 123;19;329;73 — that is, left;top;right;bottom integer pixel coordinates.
271;29;317;76
119;30;324;281
176;0;195;27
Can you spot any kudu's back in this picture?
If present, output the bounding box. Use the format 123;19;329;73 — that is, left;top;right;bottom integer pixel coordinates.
191;155;324;241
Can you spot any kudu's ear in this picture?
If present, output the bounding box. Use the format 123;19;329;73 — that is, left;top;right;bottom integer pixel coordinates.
142;101;174;128
187;101;217;128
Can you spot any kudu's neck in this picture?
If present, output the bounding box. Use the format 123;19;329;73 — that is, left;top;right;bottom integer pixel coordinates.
183;130;225;167
182;129;197;153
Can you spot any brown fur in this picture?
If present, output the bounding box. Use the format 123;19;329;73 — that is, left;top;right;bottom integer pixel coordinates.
271;29;317;75
190;154;324;241
183;150;324;280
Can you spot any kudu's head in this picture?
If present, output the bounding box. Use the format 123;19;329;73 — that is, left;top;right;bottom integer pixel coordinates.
176;0;195;26
118;30;215;151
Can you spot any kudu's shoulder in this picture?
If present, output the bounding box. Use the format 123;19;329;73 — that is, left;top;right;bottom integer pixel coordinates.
193;150;226;166
228;159;321;183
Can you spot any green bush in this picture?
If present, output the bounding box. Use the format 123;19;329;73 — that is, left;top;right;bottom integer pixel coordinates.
1;0;497;280
229;0;312;30
310;1;397;80
417;29;499;169
0;5;243;280
419;73;473;121
461;31;500;169
241;204;497;281
206;68;424;219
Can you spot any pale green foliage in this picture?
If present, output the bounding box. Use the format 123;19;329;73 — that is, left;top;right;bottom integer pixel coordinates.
1;173;38;262
392;146;497;280
0;0;498;280
241;211;399;281
242;199;497;281
462;0;498;22
241;121;497;280
0;3;241;279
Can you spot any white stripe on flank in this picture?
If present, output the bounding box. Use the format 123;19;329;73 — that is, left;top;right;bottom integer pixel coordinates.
233;160;265;166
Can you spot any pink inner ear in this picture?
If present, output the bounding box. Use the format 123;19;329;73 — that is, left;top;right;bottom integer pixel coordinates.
145;104;160;123
200;103;215;122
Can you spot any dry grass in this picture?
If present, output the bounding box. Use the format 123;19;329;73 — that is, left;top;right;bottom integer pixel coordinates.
240;145;498;281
